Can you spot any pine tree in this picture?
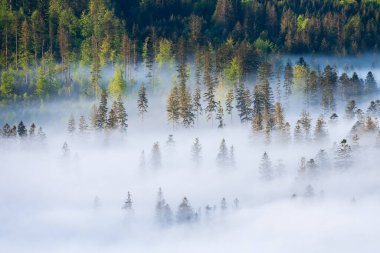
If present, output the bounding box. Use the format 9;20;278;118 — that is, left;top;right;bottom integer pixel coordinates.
259;152;273;181
29;123;36;137
108;65;127;98
176;197;194;223
151;142;161;169
17;121;27;137
37;127;46;141
122;192;133;210
321;65;337;113
107;106;117;129
225;88;234;123
334;139;353;169
283;61;293;105
166;134;175;146
221;197;227;211
90;104;97;129
79;116;88;132
179;81;194;128
299;111;312;141
217;139;229;168
191;137;202;168
193;84;202;126
62;142;69;156
203;49;217;125
236;83;252;123
156;188;172;225
115;95;128;131
274;102;285;130
314;114;328;141
137;83;148;121
364;116;378;132
96;89;108;129
365;71;377;95
68;113;76;133
229;145;235;168
216;101;225;128
345;100;357;119
294;120;303;143
167;85;180;128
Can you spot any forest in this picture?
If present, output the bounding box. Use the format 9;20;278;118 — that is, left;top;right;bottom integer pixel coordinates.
1;1;380;253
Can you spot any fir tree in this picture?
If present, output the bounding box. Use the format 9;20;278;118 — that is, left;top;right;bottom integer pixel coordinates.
176;197;194;223
79;116;88;132
68;113;76;133
365;71;377;95
137;83;148;121
345;100;357;119
90;104;97;129
115;95;128;131
321;65;337;113
96;89;108;129
283;60;293;104
221;197;227;211
122;192;133;210
62;142;69;156
37;127;46;141
314;114;328;141
274;102;285;130
167;85;180;128
236;83;252;123
191;137;202;168
193;84;203;126
225;88;234;123
29;123;36;137
156;188;172;225
203;49;217;125
216;101;225;128
259;152;273;181
334;139;353;169
151;142;161;169
217;139;229;168
107;106;117;129
17;121;27;137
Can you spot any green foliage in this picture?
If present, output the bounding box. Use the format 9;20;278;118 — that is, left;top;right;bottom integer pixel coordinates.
35;67;47;97
0;70;15;96
109;66;126;98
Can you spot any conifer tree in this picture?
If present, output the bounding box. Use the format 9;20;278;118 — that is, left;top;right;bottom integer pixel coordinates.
365;71;377;95
236;83;252;123
225;88;234;123
115;95;128;131
259;152;273;181
321;65;337;113
229;145;235;168
179;82;194;128
151;142;161;169
217;139;229;168
294;120;303;143
29;123;36;137
191;137;202;168
364;116;378;132
274;102;285;130
96;89;108;129
314;114;328;141
90;104;97;129
345;100;357;119
156;188;172;225
139;150;146;171
62;142;69;156
176;197;194;223
334;139;353;169
193;84;202;125
283;61;294;105
203;49;217;124
167;85;180;128
299;111;312;141
79;116;88;132
17;121;27;137
221;197;227;211
216;101;225;128
68;113;76;133
137;83;148;121
108;66;126;98
166;134;175;147
37;127;46;141
107;106;117;129
123;192;133;210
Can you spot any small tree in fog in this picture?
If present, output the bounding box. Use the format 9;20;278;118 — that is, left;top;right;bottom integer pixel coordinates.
259;152;273;181
217;139;229;168
167;85;180;128
29;123;36;137
300;111;312;141
334;139;353;169
225;89;234;123
191;137;202;168
221;197;227;211
137;83;148;121
107;107;117;129
17;121;27;137
216;101;225;128
166;134;175;146
315;149;330;170
67;114;76;134
79;116;88;132
123;192;133;210
115;95;128;131
62;142;69;156
192;84;203;126
345;100;356;119
37;127;46;141
156;188;173;225
229;145;236;168
96;89;108;129
151;142;161;169
176;197;194;223
294;120;303;143
139;150;146;171
314;114;328;141
90;104;97;129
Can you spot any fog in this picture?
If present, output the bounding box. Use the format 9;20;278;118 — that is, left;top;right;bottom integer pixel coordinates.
1;55;380;253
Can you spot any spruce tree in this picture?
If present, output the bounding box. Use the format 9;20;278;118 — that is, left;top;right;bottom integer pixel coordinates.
259;152;273;181
314;114;328;141
191;137;202;168
345;100;357;119
96;89;108;129
123;192;133;210
193;84;203;126
203;49;217;124
321;65;337;113
107;106;117;129
365;71;377;95
274;102;285;130
225;88;234;123
334;139;353;169
176;197;194;223
151;142;161;169
137;83;148;121
115;95;128;131
68;113;76;133
283;61;293;105
29;123;36;137
17;121;27;137
167;85;180;128
79;116;88;132
217;139;229;168
216;101;225;128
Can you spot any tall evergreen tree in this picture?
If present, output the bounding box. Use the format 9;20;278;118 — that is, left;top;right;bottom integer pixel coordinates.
137;83;148;121
96;89;108;129
115;95;128;131
17;121;27;137
151;142;161;169
176;197;194;223
225;88;234;123
68;113;76;133
167;85;180;128
259;152;273;181
216;101;225;128
191;137;202;168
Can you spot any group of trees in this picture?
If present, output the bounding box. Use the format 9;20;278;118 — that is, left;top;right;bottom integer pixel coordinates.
1;0;379;101
0;121;46;140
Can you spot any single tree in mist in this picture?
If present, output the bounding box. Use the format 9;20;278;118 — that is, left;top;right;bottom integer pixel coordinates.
151;142;162;169
334;139;353;169
203;49;217;125
62;142;69;156
79;116;88;132
305;70;319;107
1;123;11;138
67;113;76;134
90;104;97;129
314;114;328;141
364;116;378;132
29;123;36;137
176;197;195;223
216;101;225;128
259;152;273;181
321;65;337;113
315;149;330;170
366;100;380;117
123;192;133;210
225;89;234;123
236;83;252;123
37;127;46;141
351;134;360;151
139;150;146;171
294;120;303;143
192;83;203;126
306;159;318;178
229;145;236;168
96;90;108;129
217;139;229;168
17;121;27;137
299;111;312;141
274;102;285;130
156;188;173;225
298;157;306;178
167;85;180;128
345;100;357;119
221;198;227;211
166;134;175;146
107;106;117;129
179;82;195;128
137;83;148;121
115;96;128;131
283;60;293;105
365;71;377;95
10;125;17;137
191;137;202;168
